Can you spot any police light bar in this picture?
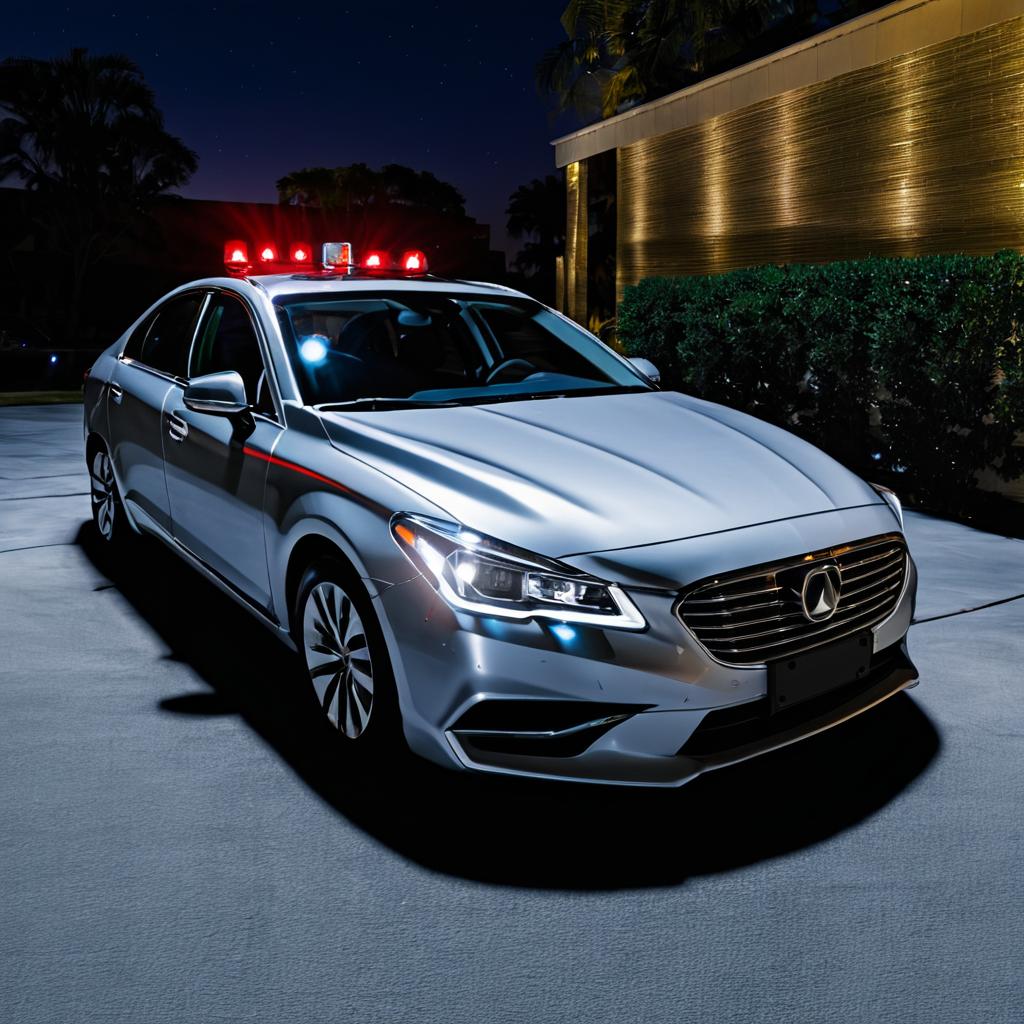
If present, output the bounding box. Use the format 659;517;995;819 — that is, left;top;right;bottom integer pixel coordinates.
224;239;427;275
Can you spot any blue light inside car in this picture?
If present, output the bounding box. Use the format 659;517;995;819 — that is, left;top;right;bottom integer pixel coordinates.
550;623;577;643
298;335;329;365
49;353;58;365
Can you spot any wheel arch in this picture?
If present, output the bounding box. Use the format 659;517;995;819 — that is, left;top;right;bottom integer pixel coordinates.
283;529;365;641
84;428;143;536
85;430;106;463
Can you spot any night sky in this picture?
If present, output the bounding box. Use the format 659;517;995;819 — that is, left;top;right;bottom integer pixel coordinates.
4;2;578;259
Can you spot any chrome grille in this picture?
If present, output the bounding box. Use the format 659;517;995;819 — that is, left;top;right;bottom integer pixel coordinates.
676;535;907;667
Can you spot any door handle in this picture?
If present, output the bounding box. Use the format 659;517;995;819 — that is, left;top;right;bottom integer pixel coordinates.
168;413;189;442
109;382;123;405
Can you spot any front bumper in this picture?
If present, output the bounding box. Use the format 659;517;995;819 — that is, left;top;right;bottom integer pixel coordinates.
374;539;919;788
448;643;917;787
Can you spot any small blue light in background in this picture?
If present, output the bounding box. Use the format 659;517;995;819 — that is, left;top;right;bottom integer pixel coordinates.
550;623;577;643
298;335;329;365
49;353;58;365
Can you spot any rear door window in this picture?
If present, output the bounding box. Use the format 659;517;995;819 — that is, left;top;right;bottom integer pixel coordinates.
126;293;205;377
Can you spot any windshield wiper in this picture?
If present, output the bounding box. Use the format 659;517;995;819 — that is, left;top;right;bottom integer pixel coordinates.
318;397;463;412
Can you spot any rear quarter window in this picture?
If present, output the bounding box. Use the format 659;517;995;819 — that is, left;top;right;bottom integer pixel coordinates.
121;311;156;360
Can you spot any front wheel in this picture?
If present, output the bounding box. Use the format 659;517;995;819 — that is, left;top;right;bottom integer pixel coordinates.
295;560;401;757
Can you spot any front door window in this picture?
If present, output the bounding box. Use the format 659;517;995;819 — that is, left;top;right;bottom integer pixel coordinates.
190;295;275;416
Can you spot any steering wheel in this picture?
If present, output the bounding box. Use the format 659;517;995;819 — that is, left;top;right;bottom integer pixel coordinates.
485;357;537;385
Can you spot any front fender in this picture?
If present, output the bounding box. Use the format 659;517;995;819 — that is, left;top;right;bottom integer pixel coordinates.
262;451;439;635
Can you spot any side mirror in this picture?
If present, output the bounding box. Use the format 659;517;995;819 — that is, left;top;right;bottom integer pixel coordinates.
183;370;249;416
628;357;661;385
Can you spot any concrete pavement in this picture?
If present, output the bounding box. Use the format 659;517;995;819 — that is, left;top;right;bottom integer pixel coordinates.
1;404;1021;1023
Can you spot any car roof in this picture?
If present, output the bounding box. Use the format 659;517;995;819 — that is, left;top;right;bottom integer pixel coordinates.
183;274;532;303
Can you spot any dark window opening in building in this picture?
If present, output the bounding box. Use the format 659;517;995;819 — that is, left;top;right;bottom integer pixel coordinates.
586;150;617;342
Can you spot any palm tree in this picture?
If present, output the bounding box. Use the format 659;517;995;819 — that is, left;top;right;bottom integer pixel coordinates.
0;49;197;342
538;1;786;120
535;1;630;120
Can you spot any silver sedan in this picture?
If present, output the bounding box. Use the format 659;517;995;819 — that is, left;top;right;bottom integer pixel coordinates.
83;257;917;786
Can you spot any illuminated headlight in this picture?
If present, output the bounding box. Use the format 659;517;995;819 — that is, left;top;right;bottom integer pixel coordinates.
871;483;904;528
391;513;646;630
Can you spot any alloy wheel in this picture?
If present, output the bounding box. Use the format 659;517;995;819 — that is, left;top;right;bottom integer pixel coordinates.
90;449;117;541
302;581;375;739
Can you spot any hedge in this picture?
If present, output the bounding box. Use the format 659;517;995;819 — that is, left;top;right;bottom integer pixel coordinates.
617;252;1024;515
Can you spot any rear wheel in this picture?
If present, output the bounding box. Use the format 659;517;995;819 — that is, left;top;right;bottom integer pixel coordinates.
295;560;401;757
89;446;124;544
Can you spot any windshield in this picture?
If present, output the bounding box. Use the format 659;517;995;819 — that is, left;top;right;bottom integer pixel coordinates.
274;291;652;408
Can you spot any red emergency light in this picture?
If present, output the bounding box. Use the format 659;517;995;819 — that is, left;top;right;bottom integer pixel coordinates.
257;243;279;264
290;243;312;264
362;250;390;269
401;249;427;272
224;240;250;273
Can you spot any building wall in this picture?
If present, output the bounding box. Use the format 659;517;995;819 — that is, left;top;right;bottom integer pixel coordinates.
616;15;1024;299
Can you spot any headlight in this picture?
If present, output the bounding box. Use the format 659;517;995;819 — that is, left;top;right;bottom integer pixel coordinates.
391;513;646;630
871;483;904;528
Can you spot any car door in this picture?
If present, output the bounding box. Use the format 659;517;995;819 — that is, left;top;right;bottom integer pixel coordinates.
162;290;280;612
107;291;206;535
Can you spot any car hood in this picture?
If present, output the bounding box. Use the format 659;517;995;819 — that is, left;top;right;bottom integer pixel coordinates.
320;390;883;561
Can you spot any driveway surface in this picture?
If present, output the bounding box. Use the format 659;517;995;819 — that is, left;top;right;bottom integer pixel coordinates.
1;403;1022;1024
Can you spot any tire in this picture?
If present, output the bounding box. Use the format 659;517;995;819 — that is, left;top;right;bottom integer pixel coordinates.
294;558;402;760
88;444;126;545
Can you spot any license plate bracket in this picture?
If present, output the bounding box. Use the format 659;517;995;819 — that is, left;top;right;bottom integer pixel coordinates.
768;630;873;714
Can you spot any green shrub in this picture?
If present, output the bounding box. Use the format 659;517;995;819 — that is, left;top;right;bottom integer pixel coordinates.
618;252;1024;515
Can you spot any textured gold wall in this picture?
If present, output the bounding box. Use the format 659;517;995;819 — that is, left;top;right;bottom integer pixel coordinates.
618;16;1024;300
565;161;587;322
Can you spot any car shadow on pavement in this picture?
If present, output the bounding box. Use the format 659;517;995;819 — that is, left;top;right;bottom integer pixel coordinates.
79;524;941;891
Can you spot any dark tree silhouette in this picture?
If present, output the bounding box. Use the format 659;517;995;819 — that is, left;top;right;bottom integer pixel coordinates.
277;163;466;219
0;49;198;342
506;175;566;304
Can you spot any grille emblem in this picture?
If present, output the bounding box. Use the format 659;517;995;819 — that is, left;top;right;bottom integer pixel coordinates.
800;565;842;622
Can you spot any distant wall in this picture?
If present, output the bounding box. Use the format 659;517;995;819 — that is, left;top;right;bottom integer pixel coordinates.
0;189;496;348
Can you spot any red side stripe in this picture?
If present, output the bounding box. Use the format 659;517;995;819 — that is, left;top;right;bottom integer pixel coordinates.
243;446;351;494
